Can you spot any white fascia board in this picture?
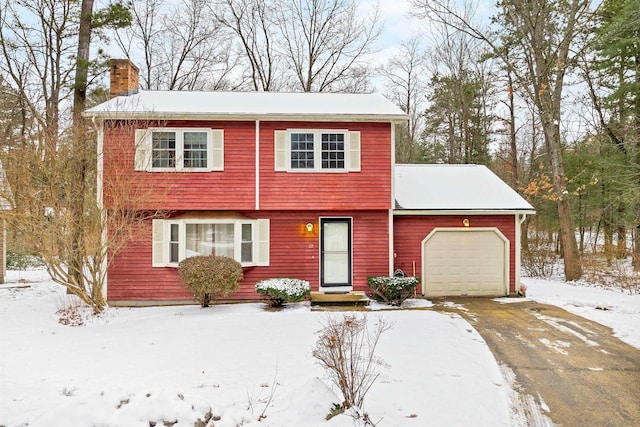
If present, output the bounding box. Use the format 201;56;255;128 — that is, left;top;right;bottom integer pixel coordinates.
393;209;537;216
83;111;408;122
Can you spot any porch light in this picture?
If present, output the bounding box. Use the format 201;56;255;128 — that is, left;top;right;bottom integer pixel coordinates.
306;222;314;233
462;218;470;227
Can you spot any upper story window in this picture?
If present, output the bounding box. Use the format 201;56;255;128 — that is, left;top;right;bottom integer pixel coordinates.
134;128;224;172
274;129;360;173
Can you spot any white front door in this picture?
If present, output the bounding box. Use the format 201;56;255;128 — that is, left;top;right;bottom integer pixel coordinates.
320;218;352;291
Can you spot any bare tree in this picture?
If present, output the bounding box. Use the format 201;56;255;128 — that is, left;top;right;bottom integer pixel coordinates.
213;0;284;91
115;0;237;91
0;0;77;160
380;37;428;163
413;0;592;280
275;0;381;92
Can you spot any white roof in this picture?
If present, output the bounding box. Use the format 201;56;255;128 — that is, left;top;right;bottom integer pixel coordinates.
395;164;534;212
85;91;408;121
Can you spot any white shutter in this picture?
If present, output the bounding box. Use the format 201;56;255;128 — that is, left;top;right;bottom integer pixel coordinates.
210;129;224;171
152;220;167;267
255;219;270;266
134;129;152;171
274;131;287;171
349;131;361;172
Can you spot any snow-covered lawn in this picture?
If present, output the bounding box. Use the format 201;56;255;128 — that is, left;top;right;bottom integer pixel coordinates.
522;278;640;349
1;270;509;427
1;270;639;427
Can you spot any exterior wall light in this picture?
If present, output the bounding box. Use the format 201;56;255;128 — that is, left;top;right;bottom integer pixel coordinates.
462;218;470;227
306;222;314;233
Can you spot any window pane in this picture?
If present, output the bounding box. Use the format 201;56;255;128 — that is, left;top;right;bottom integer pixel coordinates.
290;133;314;169
152;131;176;168
320;133;345;169
169;224;179;263
184;131;208;168
185;223;234;258
241;224;252;263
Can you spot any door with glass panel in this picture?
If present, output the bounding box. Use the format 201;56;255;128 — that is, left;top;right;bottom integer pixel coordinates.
320;218;352;290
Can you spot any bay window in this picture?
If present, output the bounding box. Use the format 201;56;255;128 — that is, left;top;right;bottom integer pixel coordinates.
152;219;269;267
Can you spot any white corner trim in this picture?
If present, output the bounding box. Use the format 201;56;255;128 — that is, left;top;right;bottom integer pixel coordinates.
255;120;260;210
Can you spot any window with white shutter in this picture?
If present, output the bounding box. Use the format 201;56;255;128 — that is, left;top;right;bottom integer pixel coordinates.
134;128;224;172
275;129;361;173
151;219;270;267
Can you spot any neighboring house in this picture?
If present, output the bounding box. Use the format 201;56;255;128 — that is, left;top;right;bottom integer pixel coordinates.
85;59;534;306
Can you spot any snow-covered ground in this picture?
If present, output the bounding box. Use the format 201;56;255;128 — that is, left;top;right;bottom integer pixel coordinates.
522;277;640;349
1;270;639;427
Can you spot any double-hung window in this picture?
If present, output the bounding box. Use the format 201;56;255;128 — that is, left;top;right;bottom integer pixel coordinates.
135;128;224;172
153;219;270;267
274;129;360;173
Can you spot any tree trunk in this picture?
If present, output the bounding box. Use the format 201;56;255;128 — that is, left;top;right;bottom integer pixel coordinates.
69;0;95;302
542;117;582;280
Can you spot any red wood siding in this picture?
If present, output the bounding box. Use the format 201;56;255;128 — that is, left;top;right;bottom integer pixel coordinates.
103;120;256;211
107;210;390;304
259;121;392;210
393;215;517;293
103;120;392;212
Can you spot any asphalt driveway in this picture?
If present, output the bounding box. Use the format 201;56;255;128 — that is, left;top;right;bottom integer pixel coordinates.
435;298;640;426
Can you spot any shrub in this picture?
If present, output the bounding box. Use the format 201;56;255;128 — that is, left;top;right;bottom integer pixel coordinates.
178;255;243;307
6;250;45;270
255;278;311;307
367;276;419;306
312;314;390;422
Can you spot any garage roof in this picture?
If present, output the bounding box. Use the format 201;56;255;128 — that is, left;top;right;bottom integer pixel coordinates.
395;164;534;212
84;91;408;121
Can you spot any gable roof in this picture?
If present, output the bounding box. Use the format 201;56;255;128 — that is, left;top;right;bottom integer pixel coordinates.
84;91;408;122
395;164;534;212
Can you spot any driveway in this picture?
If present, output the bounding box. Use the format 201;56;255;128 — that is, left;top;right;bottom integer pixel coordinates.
434;298;640;426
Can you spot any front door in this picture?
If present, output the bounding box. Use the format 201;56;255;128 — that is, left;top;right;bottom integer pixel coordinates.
320;218;352;291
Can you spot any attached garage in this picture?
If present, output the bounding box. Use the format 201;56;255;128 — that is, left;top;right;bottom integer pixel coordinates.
393;164;535;297
422;228;508;297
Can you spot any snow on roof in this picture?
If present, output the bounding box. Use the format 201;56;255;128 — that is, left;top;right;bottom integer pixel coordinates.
395;164;534;211
84;91;408;121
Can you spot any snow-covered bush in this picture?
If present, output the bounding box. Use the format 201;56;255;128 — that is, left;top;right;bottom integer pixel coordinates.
255;278;310;307
367;276;419;306
178;255;243;307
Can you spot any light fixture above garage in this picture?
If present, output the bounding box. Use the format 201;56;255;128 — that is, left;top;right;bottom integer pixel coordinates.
462;218;470;227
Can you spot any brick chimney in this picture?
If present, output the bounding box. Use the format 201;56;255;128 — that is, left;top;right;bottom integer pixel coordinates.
110;59;139;99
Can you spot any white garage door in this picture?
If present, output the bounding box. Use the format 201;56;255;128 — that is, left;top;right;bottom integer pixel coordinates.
422;228;508;297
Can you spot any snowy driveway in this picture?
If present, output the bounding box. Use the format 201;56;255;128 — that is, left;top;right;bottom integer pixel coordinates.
439;298;640;426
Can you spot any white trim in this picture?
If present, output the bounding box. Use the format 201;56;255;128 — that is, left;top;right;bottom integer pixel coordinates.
283;129;356;173
391;123;396;210
155;218;265;268
515;214;527;293
255;120;260;210
394;209;536;216
388;209;394;276
318;216;354;293
96;121;108;300
137;128;223;172
421;227;510;297
85;112;409;123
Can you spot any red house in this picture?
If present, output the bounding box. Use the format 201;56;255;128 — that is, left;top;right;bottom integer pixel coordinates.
85;59;534;306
